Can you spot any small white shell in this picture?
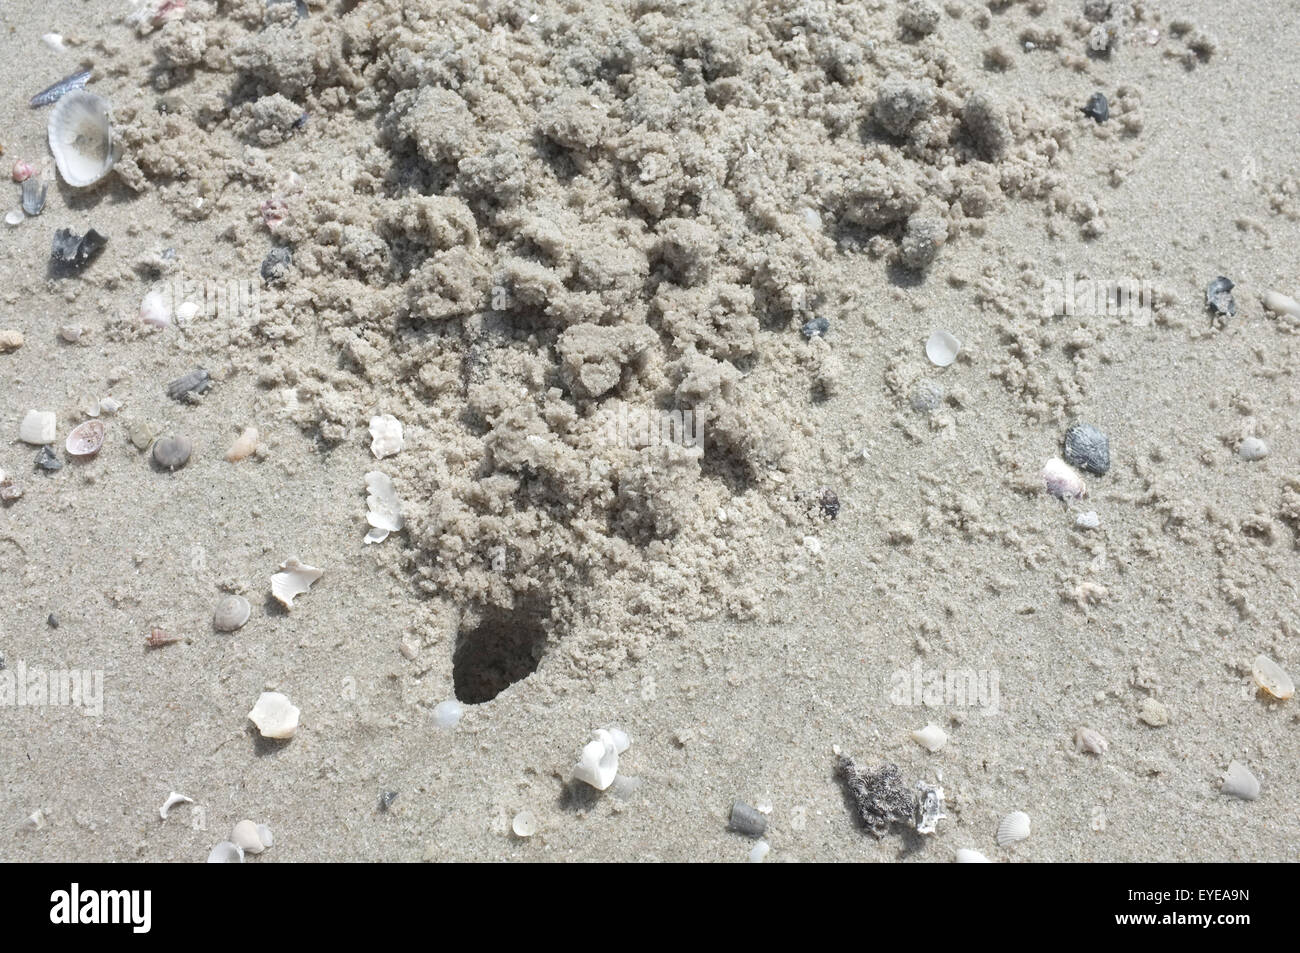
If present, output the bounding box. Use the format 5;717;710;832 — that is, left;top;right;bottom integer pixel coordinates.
98;396;121;415
247;691;300;740
1251;654;1294;700
1220;761;1260;801
48;91;119;188
364;470;404;544
996;810;1031;846
140;290;171;328
954;848;991;863
19;409;56;445
431;699;463;729
925;329;961;367
1042;457;1086;500
573;728;621;791
232;819;266;854
1237;437;1269;461
256;824;273;849
270;557;322;608
225;426;259;462
1075;510;1100;529
511;811;538;838
159;791;192;820
206;841;245;863
1074;727;1109;755
369;414;404;458
911;724;948;752
213;594;251;632
748;840;770;863
1262;290;1300;319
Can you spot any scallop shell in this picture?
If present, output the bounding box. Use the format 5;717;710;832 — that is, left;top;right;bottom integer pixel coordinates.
1251;654;1294;700
65;419;105;458
996;810;1031;846
47;91;119;188
271;557;322;608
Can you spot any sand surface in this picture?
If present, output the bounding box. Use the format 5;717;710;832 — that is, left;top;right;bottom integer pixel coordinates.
2;0;1299;862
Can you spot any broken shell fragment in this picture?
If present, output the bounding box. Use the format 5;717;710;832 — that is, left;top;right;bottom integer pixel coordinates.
140;290;171;328
21;177;47;216
159;791;193;820
955;848;991;863
65;420;105;458
19;410;56;445
1042;457;1086;500
1237;437;1269;461
231;819;268;854
51;227;107;274
213;594;251;633
206;841;244;864
1220;761;1260;801
911;724;948;752
47;91;119;188
271;558;322;608
247;691;300;740
1074;727;1109;755
369;414;404;458
1251;654;1294;700
1262;290;1300;319
996;810;1031;846
364;470;404;544
225;426;259;462
573;728;623;791
1206;276;1236;318
925;329;961;367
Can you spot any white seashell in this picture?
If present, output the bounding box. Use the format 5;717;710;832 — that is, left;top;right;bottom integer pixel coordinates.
1220;761;1260;801
270;557;322;608
256;824;273;849
607;727;631;754
176;301;200;324
225;426;259;462
231;819;266;854
140;290;171;328
19;410;56;445
1074;727;1109;755
511;811;538;838
42;33;67;51
748;840;770;863
60;325;84;343
1075;510;1100;529
996;810;1031;846
431;699;463;729
955;848;991;863
48;91;119;188
206;841;244;863
364;471;404;544
1262;290;1300;319
1251;654;1294;700
4;208;23;227
159;791;192;820
1042;457;1086;500
925;330;961;367
21;809;47;831
911;724;948;752
1237;437;1269;461
573;728;622;791
369;414;404;458
213;594;251;632
98;396;121;415
247;691;300;739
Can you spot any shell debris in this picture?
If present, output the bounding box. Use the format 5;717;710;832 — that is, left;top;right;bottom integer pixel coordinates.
573;727;630;791
1251;654;1294;701
159;792;193;821
270;558;322;608
369;414;404;458
925;329;961;367
1261;290;1300;319
225;426;259;462
364;471;404;544
996;810;1031;847
1220;761;1260;801
1074;726;1109;755
1042;457;1086;500
247;691;300;740
19;410;56;445
911;724;948;752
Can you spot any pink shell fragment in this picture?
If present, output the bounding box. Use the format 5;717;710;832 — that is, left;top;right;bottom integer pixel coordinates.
65;419;106;457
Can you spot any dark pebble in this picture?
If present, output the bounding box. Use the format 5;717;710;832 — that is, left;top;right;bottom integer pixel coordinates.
35;445;62;472
801;316;830;339
47;614;58;629
1063;422;1111;475
1081;92;1109;123
1206;276;1236;318
819;488;840;520
729;800;768;838
261;246;293;284
379;791;398;811
51;228;108;275
152;435;193;471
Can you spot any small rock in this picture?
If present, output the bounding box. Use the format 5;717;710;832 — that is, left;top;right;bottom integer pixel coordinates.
152;435;193;471
1063;422;1110;475
0;330;23;352
1138;697;1169;727
819;488;840;520
801;316;829;339
261;246;292;284
729;800;768;838
1206;276;1236;318
35;445;62;472
1081;92;1109;123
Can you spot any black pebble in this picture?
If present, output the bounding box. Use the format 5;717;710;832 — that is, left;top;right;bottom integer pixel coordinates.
47;614;58;629
261;246;293;284
801;316;830;339
819;488;840;520
1206;276;1236;318
1063;422;1111;475
51;228;108;275
1081;92;1109;123
35;445;62;472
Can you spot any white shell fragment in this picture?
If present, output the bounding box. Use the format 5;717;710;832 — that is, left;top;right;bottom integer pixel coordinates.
925;329;961;367
573;728;626;791
232;819;269;855
511;811;538;838
431;699;463;729
1220;761;1260;801
270;558;322;608
140;290;171;328
954;848;991;863
19;410;56;445
21;810;47;831
206;841;244;864
247;691;300;740
1042;457;1086;500
369;414;404;458
1075;511;1100;530
1074;727;1109;755
1237;437;1269;461
911;724;948;752
364;471;404;544
159;791;193;821
256;824;273;849
1251;654;1294;700
225;426;259;462
48;91;119;188
1261;290;1300;319
748;840;770;863
996;810;1031;847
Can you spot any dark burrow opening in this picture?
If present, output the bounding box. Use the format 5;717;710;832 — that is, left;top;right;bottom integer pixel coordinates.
452;610;548;704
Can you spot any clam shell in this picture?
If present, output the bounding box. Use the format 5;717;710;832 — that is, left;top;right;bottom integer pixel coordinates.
231;819;265;854
206;841;245;864
65;419;105;457
1220;761;1260;801
925;329;961;367
47;91;119;188
996;810;1031;846
955;848;991;863
1251;654;1294;700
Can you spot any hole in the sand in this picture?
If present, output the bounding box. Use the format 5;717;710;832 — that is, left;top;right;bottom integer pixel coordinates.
452;612;548;704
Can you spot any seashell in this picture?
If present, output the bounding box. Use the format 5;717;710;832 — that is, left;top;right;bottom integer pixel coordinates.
21;178;47;216
369;414;404;458
1042;457;1086;500
0;329;24;352
247;691;300;739
60;325;84;343
1063;422;1110;475
152;434;192;470
996;810;1031;846
231;819;266;854
98;396;121;415
140;291;171;328
213;594;251;632
511;811;538;838
166;368;211;400
4;208;23;227
914;781;946;834
1206;276;1236;318
30;69;92;108
65;419;105;458
175;301;200;323
225;426;259;462
145;628;181;649
270;557;322;608
47;91;119;188
955;848;991;863
573;728;622;791
1262;290;1300;319
51;227;107;273
256;824;273;848
206;841;244;863
1220;761;1260;801
1075;510;1100;529
432;699;462;729
19;410;56;445
1074;726;1109;755
364;470;404;544
22;810;48;831
729;801;768;838
1251;654;1294;700
1237;437;1269;461
159;791;192;820
911;724;948;752
925;329;961;367
1138;697;1169;726
11;161;35;183
41;33;66;51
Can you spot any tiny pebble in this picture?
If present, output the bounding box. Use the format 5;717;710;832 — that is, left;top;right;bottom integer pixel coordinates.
1081;91;1109;122
801;316;829;339
35;446;62;472
152;435;193;471
1237;437;1269;461
1138;697;1169;727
